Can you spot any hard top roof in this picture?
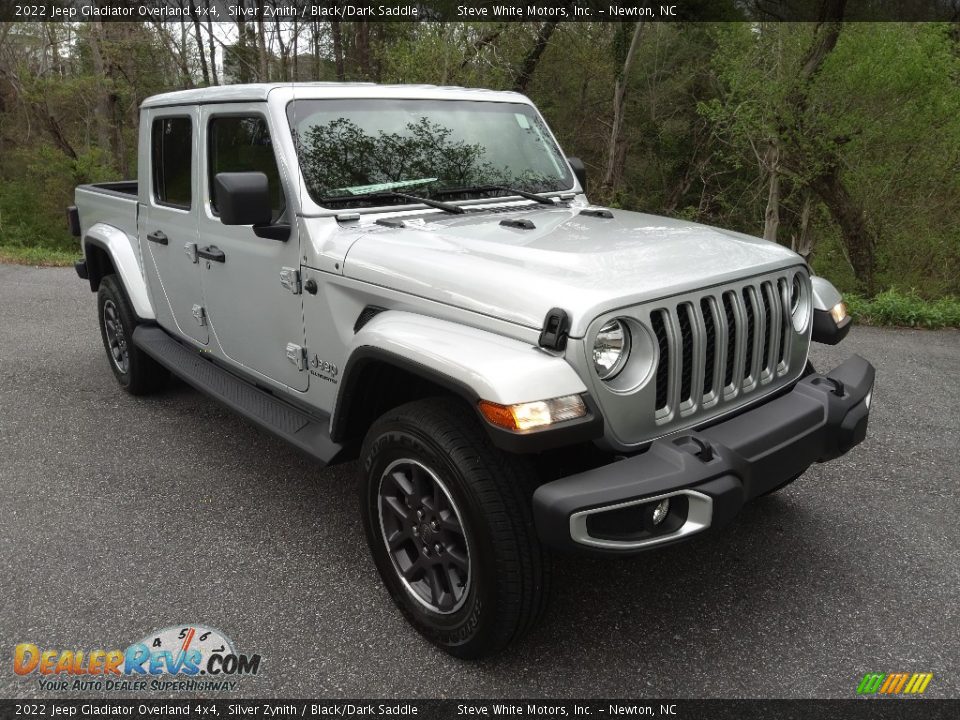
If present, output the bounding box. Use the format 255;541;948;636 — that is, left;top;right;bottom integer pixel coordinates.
141;82;529;109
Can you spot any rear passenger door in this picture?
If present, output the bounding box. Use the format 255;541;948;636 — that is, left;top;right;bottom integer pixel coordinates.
140;109;208;345
198;105;307;391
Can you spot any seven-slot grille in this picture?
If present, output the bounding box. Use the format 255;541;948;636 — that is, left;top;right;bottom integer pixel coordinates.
650;276;796;423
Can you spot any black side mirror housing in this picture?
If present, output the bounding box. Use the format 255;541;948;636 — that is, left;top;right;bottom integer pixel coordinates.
214;172;273;226
567;156;587;191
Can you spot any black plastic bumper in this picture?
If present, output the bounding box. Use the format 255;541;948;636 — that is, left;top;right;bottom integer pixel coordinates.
533;355;875;555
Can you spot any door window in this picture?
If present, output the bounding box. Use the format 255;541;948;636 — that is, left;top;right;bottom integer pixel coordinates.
151;117;193;209
209;116;285;222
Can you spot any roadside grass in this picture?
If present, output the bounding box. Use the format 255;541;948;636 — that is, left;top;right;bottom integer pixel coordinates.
0;244;78;267
846;289;960;329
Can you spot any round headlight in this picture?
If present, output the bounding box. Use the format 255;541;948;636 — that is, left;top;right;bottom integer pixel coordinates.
593;319;631;380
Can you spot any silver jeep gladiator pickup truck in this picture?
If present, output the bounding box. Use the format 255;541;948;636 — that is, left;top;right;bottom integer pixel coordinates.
70;83;874;658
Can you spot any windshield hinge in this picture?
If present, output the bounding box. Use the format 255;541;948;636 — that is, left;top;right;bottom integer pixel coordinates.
539;307;571;351
280;267;301;294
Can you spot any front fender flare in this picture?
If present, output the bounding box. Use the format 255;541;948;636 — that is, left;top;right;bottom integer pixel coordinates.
84;223;154;321
333;311;601;452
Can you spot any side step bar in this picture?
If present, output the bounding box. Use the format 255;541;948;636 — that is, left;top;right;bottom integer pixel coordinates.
133;325;341;466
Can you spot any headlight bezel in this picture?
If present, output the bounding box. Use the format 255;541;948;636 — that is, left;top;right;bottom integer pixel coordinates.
589;316;658;393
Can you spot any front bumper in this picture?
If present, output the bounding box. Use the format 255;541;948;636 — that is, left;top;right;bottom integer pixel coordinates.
533;354;875;555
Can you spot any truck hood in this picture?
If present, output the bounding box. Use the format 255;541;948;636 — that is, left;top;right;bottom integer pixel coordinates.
343;204;803;337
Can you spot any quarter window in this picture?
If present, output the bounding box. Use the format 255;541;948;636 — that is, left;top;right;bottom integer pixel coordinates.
209;116;285;222
151;117;193;209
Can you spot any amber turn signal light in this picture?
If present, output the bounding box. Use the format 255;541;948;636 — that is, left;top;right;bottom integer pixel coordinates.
478;395;587;432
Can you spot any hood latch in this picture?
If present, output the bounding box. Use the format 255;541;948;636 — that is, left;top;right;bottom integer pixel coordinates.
539;308;571;351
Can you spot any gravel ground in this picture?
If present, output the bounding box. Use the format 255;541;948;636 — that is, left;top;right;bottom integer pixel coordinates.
0;264;957;699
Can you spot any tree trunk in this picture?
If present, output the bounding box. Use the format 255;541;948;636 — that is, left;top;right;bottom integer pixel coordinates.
256;1;269;81
206;15;219;85
88;21;114;155
372;23;384;81
512;21;560;93
312;21;322;79
809;166;877;293
780;0;879;290
110;23;131;176
791;190;815;261
355;22;371;79
234;14;247;82
45;23;64;77
178;15;193;88
273;18;288;81
292;22;299;80
331;19;345;80
602;22;644;194
762;139;780;242
191;0;210;85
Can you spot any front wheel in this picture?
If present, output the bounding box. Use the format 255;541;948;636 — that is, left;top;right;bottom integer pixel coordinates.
359;397;551;659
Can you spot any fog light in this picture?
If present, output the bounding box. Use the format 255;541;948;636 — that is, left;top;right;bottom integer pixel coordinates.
651;499;670;526
830;301;847;324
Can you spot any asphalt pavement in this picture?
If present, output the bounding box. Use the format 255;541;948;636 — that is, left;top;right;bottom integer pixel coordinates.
1;264;958;699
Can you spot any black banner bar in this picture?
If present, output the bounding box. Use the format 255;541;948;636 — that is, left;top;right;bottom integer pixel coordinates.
2;0;959;23
1;700;960;720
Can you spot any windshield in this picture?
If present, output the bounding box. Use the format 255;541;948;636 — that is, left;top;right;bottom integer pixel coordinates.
286;99;574;209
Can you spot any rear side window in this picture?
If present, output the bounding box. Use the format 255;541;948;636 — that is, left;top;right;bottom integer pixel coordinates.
209;116;284;222
151;117;193;209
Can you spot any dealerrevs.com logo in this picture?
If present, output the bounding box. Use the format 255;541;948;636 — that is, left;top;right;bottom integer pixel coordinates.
14;625;262;692
857;672;934;696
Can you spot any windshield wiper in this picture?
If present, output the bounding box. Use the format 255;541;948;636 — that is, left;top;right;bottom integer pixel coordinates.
320;190;464;215
433;185;558;206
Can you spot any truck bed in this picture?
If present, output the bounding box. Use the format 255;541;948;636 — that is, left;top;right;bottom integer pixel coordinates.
75;181;138;242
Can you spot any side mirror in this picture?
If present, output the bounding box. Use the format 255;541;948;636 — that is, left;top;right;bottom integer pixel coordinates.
567;156;587;191
214;172;272;226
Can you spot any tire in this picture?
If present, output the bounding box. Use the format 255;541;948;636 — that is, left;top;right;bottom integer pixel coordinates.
359;396;551;659
97;274;168;395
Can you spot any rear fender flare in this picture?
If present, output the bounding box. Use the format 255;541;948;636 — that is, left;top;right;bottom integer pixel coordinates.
84;223;154;321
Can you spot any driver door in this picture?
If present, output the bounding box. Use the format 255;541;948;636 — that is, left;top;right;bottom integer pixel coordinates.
197;104;308;391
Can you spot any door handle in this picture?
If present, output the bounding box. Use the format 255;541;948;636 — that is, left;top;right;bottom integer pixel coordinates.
197;245;226;263
147;230;168;245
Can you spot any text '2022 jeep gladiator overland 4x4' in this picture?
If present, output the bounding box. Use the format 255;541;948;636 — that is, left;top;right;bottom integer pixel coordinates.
71;83;873;658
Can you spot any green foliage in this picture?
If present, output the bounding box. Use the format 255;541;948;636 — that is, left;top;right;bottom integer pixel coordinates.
695;22;960;296
846;290;960;329
0;144;116;252
814;23;960;295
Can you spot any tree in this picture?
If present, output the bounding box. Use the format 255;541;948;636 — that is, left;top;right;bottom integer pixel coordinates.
602;22;643;195
512;21;560;93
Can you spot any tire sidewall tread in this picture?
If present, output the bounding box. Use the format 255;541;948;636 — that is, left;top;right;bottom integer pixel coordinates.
359;396;550;659
96;275;167;395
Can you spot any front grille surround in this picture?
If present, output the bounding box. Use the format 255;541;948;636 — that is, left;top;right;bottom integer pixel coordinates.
577;266;812;450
